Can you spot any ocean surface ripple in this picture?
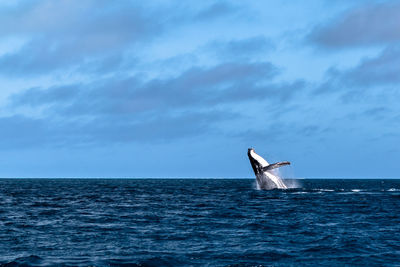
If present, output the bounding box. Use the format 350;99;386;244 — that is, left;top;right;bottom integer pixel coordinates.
0;179;399;266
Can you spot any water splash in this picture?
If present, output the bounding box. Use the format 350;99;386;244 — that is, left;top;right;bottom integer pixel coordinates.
255;168;301;190
255;169;288;190
283;178;301;189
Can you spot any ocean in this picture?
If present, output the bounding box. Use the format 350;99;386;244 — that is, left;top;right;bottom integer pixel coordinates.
0;178;399;266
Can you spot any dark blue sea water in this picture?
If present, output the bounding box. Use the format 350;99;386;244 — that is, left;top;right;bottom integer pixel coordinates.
0;179;399;266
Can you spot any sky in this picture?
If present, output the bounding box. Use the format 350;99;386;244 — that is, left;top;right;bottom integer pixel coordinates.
0;0;399;178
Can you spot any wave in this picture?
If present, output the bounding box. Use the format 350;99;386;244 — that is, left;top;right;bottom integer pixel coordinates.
1;255;43;266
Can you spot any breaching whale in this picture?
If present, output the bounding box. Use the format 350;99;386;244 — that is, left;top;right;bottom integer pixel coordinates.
247;148;290;189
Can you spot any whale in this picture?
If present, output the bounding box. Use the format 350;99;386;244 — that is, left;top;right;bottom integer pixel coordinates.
247;148;290;189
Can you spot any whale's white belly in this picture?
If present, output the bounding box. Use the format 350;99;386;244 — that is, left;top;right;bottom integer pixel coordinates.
256;171;287;189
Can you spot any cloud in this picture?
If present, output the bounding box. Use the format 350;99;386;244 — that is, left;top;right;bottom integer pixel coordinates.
0;110;235;149
0;1;163;76
82;111;234;143
0;0;164;41
205;36;275;60
11;61;304;116
309;1;400;48
10;84;79;108
363;107;391;120
195;2;238;20
0;1;307;152
6;60;305;148
233;122;329;145
342;46;400;86
314;45;400;100
0;0;239;76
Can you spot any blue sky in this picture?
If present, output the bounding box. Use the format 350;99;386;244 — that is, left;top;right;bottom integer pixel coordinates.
0;0;399;178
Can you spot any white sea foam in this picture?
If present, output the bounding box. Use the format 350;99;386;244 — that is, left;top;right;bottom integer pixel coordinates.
316;189;334;192
388;188;400;192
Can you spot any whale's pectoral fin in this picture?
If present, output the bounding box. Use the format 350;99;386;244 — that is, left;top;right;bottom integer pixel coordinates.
262;161;290;171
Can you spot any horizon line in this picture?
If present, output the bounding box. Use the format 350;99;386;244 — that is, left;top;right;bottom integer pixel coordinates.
0;177;399;179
